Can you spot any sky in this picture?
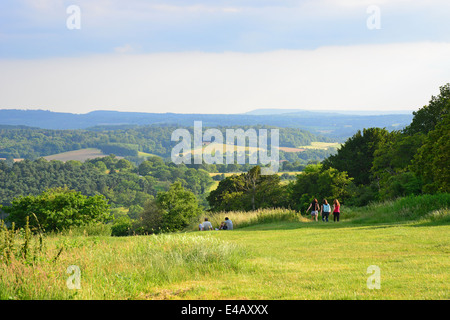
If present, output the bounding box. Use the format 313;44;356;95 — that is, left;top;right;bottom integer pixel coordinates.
0;0;449;114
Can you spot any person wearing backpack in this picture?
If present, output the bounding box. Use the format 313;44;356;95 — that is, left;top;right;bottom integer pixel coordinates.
321;199;331;222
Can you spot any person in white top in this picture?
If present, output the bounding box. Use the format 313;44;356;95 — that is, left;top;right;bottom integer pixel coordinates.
224;217;233;230
202;218;213;231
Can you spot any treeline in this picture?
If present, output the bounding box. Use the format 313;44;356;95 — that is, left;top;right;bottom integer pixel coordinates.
207;164;352;212
0;125;174;159
0;155;214;210
0;124;332;161
279;148;337;164
322;83;449;205
208;83;450;211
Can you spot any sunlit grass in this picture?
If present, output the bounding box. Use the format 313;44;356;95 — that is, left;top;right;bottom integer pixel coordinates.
193;208;308;231
1;195;449;300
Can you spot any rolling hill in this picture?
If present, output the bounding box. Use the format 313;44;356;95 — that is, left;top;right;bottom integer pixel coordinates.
0;109;413;140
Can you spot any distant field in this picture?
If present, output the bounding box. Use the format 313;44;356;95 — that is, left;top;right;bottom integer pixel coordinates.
277;147;306;152
138;151;158;158
183;142;339;155
297;142;341;150
43;148;122;162
183;142;261;156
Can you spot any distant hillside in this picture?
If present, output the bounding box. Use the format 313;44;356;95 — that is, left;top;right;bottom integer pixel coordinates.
0;124;329;161
245;108;414;116
0;109;413;140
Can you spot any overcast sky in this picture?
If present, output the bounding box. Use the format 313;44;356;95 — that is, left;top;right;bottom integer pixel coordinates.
0;0;449;114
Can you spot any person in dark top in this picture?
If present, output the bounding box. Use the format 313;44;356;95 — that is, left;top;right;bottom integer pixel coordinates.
307;198;319;221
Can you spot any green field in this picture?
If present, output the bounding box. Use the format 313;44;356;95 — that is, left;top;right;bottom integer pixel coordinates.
137;151;159;158
1;196;448;300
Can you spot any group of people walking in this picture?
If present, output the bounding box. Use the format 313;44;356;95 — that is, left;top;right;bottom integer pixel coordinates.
199;217;233;231
307;198;340;222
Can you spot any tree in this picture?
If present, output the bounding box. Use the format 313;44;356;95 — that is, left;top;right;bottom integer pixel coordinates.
138;160;153;176
290;164;354;211
115;159;133;171
207;166;288;212
370;130;425;199
137;182;201;233
404;83;450;135
4;187;111;232
322;127;390;186
411;113;450;193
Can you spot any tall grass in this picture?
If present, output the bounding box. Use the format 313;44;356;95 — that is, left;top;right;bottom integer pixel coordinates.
344;193;450;224
193;208;308;230
0;223;247;299
53;222;112;237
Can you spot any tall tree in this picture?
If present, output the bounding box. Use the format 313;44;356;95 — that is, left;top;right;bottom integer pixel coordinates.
411;113;450;193
322;127;390;185
404;83;450;135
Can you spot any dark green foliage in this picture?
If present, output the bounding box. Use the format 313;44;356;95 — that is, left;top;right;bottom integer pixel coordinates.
135;182;201;234
404;83;450;135
4;187;111;232
98;143;139;157
111;216;133;237
371;131;425;199
322;127;390;186
411;113;450;193
0;124;330;160
207;166;288;212
289;164;354;211
0;156;214;209
323;83;450;204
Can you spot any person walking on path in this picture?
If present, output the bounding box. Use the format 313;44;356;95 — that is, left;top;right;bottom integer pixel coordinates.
321;199;331;222
332;199;341;222
307;198;319;221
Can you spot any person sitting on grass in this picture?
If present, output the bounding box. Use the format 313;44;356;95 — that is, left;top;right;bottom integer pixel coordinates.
202;218;213;230
224;217;233;230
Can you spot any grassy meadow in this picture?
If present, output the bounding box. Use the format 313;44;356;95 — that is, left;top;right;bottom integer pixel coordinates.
0;195;449;300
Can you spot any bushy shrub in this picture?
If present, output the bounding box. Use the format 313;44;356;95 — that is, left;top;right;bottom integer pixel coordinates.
134;182;201;234
4;187;111;232
111;216;133;237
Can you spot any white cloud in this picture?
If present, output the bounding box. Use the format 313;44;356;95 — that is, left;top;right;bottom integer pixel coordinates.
114;44;135;54
0;42;449;114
